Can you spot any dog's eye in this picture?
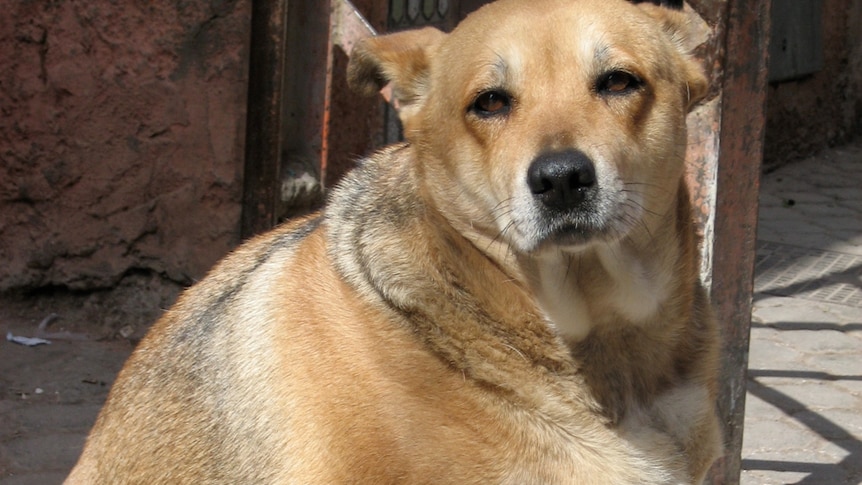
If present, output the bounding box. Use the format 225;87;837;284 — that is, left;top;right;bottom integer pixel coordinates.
598;71;642;95
471;90;511;117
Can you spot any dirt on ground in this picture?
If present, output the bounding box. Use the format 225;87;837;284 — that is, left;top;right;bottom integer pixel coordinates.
0;273;181;484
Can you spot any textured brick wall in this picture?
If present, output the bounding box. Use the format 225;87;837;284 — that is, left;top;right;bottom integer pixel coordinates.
0;0;251;290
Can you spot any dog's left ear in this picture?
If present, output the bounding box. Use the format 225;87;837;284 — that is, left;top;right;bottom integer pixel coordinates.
348;27;446;124
638;4;709;110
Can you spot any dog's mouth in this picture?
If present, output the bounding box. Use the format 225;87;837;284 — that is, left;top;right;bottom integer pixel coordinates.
519;210;627;253
539;222;606;248
502;187;637;254
505;149;633;253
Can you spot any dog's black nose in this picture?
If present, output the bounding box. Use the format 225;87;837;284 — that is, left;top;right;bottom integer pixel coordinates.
527;150;596;209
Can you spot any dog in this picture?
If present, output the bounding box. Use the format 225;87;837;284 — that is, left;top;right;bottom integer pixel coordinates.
67;0;721;482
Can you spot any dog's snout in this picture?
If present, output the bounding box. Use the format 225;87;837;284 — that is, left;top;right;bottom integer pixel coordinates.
527;150;596;209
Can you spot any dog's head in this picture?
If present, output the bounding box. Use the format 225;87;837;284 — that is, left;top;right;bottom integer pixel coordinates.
349;0;707;255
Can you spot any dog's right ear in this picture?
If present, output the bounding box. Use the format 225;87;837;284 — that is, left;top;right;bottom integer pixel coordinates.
347;27;446;119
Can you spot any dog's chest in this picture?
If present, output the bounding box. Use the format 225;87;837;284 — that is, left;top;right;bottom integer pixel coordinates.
530;246;671;342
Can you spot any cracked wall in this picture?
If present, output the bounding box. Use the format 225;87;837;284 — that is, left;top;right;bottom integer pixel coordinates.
0;0;251;291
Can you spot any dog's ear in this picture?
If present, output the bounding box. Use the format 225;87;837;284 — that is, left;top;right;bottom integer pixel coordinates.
348;27;446;116
638;4;709;110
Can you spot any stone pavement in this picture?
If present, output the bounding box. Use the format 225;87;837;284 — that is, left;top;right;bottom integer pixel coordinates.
0;139;860;484
741;138;862;485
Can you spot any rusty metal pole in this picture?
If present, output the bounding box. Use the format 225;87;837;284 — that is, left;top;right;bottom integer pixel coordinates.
241;0;289;239
242;0;387;235
706;0;771;482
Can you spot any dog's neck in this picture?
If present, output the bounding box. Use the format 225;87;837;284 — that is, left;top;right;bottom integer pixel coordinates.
332;148;698;412
447;182;697;345
525;244;671;342
330;148;583;403
523;199;692;343
441;183;704;421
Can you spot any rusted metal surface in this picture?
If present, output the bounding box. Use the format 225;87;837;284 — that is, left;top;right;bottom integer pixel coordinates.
242;0;487;228
687;0;729;104
705;0;771;482
688;0;725;25
241;0;289;239
682;0;770;482
273;0;334;220
332;0;379;60
684;1;725;275
239;0;405;233
685;97;722;284
325;0;389;188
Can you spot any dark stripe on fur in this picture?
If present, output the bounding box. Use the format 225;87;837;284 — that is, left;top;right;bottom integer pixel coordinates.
175;216;323;344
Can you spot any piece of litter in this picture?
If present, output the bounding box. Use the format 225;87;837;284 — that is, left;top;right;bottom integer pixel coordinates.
6;332;51;347
37;313;59;332
35;388;44;394
118;325;135;339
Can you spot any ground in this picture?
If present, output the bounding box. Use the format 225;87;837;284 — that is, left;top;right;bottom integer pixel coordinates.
0;274;179;483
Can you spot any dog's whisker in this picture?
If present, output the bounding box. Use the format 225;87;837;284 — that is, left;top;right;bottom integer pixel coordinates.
621;181;664;190
557;251;574;285
502;342;530;362
620;195;661;218
486;218;517;255
621;184;672;201
490;207;516;225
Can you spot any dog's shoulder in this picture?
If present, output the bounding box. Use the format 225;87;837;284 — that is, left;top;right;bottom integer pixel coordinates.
326;142;420;234
324;143;429;300
161;214;324;337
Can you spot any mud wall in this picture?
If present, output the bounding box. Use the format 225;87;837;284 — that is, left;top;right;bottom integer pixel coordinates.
1;0;251;291
2;0;858;291
763;0;862;170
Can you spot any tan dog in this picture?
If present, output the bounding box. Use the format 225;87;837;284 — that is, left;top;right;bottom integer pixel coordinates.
67;0;721;483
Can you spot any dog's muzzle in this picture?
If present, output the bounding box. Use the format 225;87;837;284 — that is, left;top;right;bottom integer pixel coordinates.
524;149;609;248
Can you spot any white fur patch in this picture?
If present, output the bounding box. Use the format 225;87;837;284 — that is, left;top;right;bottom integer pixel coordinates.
596;242;671;323
533;251;594;341
651;383;713;445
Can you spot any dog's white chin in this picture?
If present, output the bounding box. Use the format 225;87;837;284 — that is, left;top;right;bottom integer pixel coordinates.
530;231;599;254
505;183;639;256
511;219;633;256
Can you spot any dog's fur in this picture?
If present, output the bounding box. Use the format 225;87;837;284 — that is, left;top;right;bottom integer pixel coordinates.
67;0;721;483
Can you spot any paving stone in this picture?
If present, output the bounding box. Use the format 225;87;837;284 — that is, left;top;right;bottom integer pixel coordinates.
805;353;862;379
743;392;783;420
741;469;809;485
794;409;862;441
752;298;842;325
747;329;812;372
743;413;829;454
832;379;862;401
778;329;861;355
743;140;862;483
763;380;862;412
